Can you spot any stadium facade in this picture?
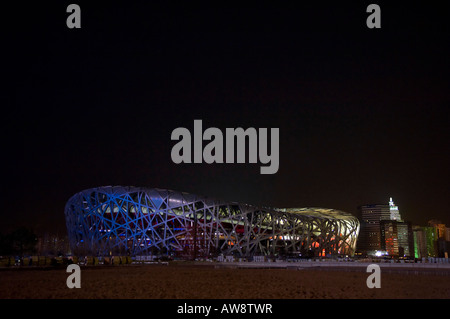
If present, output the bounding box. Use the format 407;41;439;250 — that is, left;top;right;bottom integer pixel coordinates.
65;186;360;259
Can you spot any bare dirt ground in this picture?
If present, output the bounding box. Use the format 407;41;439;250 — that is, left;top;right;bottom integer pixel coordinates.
1;263;449;299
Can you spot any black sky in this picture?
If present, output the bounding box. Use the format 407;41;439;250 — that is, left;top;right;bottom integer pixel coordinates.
5;1;450;235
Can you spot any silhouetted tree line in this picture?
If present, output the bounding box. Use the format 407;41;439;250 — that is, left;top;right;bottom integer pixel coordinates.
0;227;38;256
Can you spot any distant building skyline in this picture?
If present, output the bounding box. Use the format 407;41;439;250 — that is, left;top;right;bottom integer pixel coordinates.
357;196;450;259
357;197;415;257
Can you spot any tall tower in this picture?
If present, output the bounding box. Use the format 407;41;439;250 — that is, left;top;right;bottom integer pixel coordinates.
389;197;402;221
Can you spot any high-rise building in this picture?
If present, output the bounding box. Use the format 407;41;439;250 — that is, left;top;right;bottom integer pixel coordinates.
413;225;443;258
427;221;450;258
423;226;438;257
358;199;394;255
413;225;427;259
428;219;446;239
397;221;414;257
389;197;402;221
380;220;399;256
357;203;391;255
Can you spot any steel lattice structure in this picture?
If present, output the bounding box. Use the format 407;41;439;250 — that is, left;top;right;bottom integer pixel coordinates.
65;186;359;258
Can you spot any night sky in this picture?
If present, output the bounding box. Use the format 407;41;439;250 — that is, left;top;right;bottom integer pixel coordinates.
5;1;450;235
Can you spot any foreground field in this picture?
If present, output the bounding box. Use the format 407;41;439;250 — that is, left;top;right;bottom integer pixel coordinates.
1;263;449;299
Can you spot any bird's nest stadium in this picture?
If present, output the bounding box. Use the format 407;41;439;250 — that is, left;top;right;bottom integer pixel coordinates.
65;186;360;259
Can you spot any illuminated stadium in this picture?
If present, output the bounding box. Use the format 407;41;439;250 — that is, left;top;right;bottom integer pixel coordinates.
65;186;360;259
